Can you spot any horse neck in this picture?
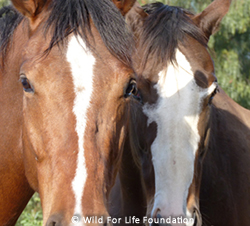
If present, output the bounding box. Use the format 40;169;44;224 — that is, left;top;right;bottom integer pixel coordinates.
191;90;235;191
0;19;34;225
198;90;250;225
206;89;250;160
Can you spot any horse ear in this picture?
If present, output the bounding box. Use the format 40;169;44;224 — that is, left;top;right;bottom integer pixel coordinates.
112;0;136;16
11;0;46;17
193;0;231;40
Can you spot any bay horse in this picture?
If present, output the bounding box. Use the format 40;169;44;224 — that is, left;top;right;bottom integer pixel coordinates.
0;0;141;225
112;0;250;226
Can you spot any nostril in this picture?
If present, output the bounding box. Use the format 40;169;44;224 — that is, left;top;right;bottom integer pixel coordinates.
193;208;202;226
151;214;163;226
46;214;63;226
193;212;197;226
151;210;161;226
152;208;161;219
157;213;162;219
47;222;56;226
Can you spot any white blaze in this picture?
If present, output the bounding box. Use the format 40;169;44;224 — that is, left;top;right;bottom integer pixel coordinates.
67;35;96;225
143;49;216;223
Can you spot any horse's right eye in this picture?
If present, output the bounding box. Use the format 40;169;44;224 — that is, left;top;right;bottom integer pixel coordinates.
124;79;142;103
20;75;34;93
125;79;138;97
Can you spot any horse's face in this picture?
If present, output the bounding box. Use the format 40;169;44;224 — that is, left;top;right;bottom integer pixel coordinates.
141;41;217;225
134;1;231;225
143;43;217;223
12;0;136;224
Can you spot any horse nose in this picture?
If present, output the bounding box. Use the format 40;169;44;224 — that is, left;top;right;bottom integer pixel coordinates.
46;213;63;226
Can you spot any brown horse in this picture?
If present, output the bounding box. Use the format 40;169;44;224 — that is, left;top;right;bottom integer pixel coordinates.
112;0;250;226
0;0;142;225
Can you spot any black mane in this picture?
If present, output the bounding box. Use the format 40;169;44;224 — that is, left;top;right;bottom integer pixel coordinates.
46;0;133;65
139;2;207;67
0;6;23;56
0;0;133;65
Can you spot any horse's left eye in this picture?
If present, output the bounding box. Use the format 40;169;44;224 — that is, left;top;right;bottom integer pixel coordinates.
124;79;142;103
20;75;34;93
125;79;138;97
208;84;219;105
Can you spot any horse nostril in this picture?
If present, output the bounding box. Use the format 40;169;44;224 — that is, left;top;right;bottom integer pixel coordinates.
155;213;162;226
157;213;162;219
194;213;197;226
151;213;160;226
46;214;63;226
47;222;56;226
193;208;202;226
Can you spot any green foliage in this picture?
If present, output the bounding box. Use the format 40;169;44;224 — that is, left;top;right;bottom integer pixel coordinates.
211;0;250;108
0;0;9;7
16;193;43;226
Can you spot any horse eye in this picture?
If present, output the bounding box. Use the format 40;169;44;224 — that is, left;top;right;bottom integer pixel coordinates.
20;75;34;93
208;84;219;105
124;79;142;103
125;79;138;97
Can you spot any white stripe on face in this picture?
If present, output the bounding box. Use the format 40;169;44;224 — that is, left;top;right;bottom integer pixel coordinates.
67;35;96;225
143;49;216;221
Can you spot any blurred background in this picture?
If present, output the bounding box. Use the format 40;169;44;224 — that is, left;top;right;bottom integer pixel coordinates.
1;0;249;225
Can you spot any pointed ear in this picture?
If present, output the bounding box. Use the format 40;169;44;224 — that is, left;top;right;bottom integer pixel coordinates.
193;0;231;40
112;0;136;16
11;0;46;17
